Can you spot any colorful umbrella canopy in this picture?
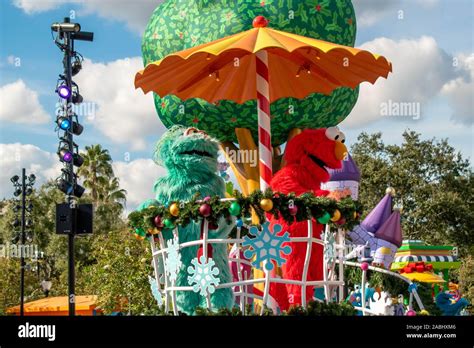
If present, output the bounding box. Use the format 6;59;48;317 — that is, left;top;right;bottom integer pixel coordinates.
135;16;392;190
135;17;392;104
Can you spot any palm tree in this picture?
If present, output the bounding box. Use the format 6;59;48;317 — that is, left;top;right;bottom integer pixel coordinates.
78;145;114;202
99;177;127;208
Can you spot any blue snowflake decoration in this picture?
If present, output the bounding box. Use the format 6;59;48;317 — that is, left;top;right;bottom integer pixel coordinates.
187;256;220;296
148;275;163;306
242;222;292;271
164;235;182;283
322;231;336;265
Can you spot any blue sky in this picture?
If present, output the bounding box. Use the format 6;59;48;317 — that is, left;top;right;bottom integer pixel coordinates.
0;0;472;209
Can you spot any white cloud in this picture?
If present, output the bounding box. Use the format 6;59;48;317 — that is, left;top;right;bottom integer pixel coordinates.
342;36;459;128
0;143;62;199
12;0;161;34
79;0;160;34
441;54;474;125
352;0;439;27
75;57;166;150
0;80;50;124
352;0;400;27
12;0;72;14
113;158;166;209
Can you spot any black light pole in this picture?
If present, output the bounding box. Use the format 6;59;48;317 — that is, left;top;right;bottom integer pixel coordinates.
20;168;26;317
11;168;35;316
63;17;76;317
52;17;93;317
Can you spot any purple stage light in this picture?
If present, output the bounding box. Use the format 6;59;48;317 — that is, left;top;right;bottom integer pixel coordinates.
62;152;73;162
57;85;71;99
59;149;73;162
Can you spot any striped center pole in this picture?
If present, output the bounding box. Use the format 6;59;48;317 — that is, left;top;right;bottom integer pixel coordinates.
256;50;272;190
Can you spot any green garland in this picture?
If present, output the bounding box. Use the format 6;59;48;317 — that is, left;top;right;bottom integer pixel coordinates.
128;189;362;239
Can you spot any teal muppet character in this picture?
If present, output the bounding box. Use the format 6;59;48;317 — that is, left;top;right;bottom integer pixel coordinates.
138;126;234;314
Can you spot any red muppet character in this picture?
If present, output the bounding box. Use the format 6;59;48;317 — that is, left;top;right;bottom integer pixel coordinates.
269;127;348;310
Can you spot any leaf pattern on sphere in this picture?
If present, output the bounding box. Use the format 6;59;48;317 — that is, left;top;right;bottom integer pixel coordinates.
142;0;359;146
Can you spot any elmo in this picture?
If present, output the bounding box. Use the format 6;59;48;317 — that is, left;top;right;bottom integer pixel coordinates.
269;127;348;310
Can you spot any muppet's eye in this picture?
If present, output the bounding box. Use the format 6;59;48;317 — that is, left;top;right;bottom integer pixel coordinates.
184;127;199;136
325;127;339;140
339;132;346;143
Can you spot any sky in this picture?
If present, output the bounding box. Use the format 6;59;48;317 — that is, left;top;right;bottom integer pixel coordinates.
0;0;472;211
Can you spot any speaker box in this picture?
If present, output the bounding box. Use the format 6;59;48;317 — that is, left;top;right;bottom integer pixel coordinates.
76;203;93;234
56;203;93;235
56;203;75;234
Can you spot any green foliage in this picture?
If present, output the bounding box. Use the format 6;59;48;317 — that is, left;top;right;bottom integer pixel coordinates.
286;300;357;316
351;130;473;256
142;0;359;146
78;228;157;315
458;254;474;304
416;283;442;316
177;301;356;316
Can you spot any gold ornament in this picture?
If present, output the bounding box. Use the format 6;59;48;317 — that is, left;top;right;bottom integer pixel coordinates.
148;228;160;235
169;203;180;217
331;209;341;222
260;198;274;212
385;187;396;196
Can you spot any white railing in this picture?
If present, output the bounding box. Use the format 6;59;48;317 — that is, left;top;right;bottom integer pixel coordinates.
147;211;423;316
148;216;346;315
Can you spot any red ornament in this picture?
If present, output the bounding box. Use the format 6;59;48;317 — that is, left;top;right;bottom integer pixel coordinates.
199;203;212;217
335;217;346;225
154;215;163;228
289;205;298;216
253;16;269;28
316;4;322;11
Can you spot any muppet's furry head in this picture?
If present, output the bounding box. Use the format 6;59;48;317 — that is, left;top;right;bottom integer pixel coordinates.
153;125;220;174
284;127;348;182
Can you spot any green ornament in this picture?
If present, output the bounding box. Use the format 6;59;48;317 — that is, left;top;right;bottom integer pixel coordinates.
134;228;146;241
228;202;241;216
317;212;331;224
163;218;175;229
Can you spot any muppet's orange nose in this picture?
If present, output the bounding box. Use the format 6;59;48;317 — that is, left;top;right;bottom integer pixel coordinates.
334;141;348;161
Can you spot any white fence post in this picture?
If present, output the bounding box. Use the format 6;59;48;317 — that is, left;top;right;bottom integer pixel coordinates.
301;219;313;308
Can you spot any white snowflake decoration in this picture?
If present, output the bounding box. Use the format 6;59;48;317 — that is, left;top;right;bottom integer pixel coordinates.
148;275;163;306
322;231;336;264
164;235;182;283
242;222;292;271
187;256;220;296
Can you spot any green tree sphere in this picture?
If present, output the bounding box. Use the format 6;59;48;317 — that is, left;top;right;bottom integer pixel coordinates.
142;0;359;146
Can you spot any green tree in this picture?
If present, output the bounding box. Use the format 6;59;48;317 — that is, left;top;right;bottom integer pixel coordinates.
78;144;114;202
78;228;157;315
351;130;473;256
